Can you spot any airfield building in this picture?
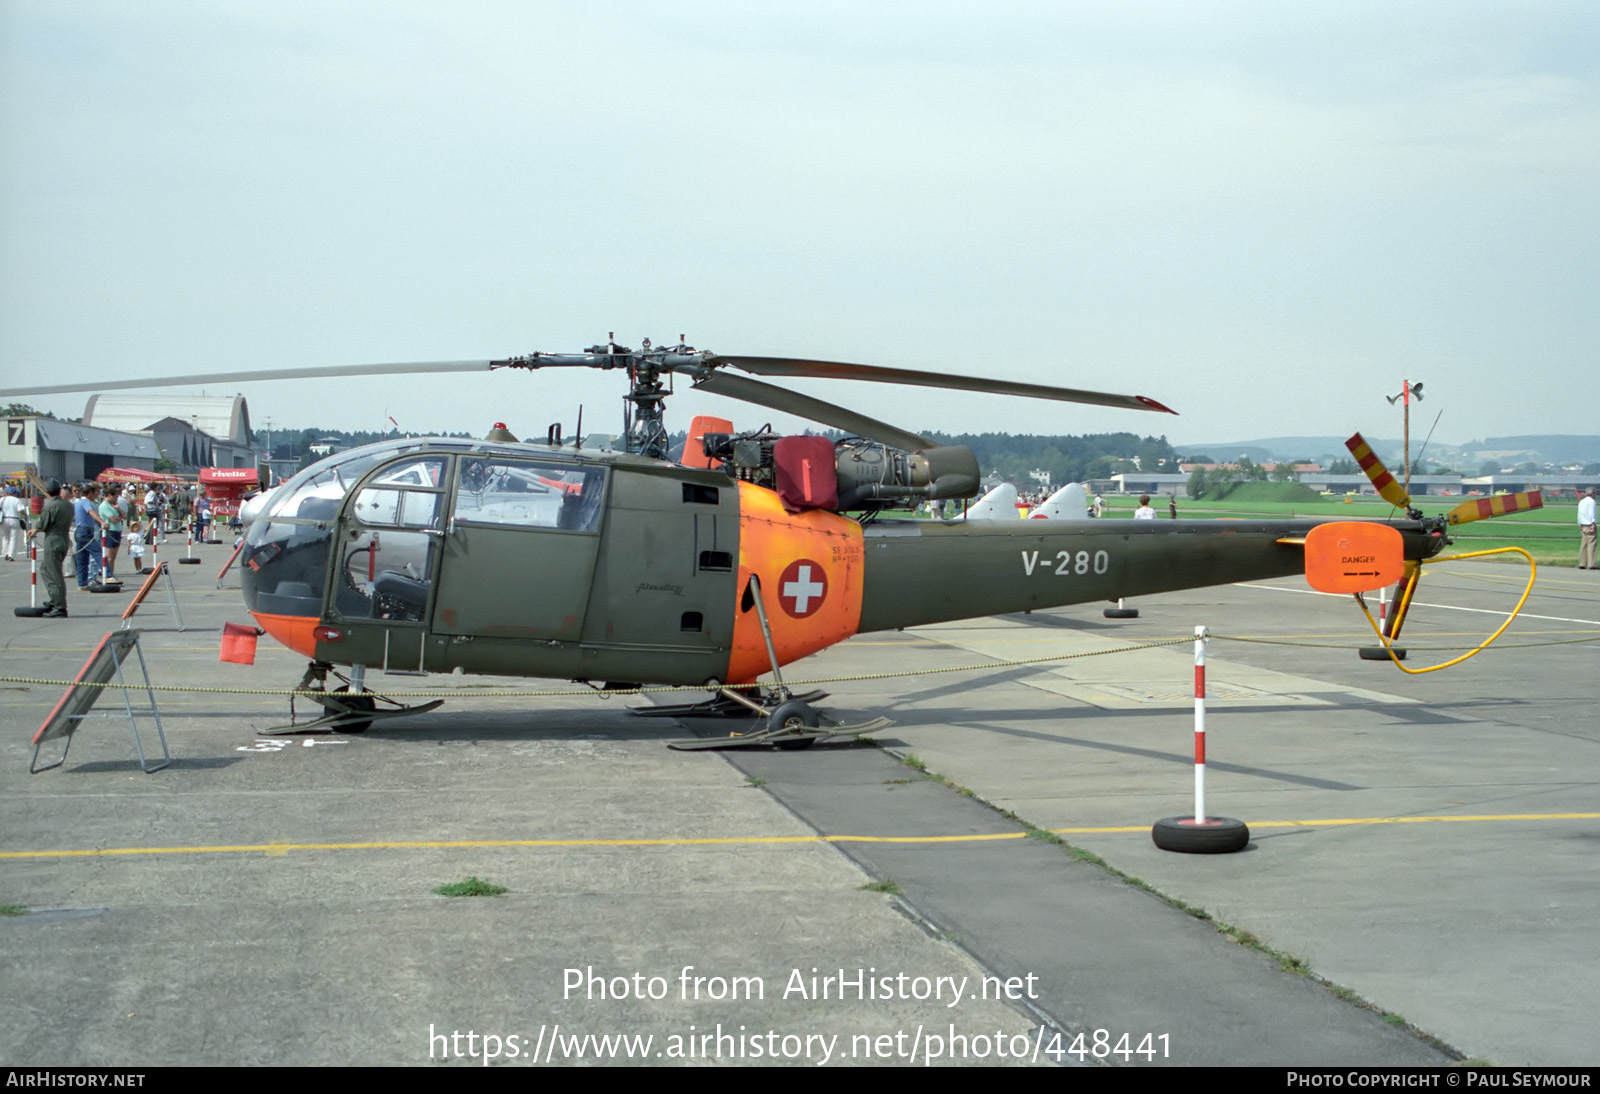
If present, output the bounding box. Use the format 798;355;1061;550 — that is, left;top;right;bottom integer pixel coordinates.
82;394;257;471
1;415;159;483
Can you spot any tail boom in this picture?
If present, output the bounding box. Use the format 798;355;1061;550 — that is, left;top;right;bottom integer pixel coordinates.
858;517;1445;632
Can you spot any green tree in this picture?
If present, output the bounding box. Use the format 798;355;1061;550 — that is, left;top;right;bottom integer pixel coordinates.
1186;468;1209;499
1236;457;1268;482
1208;465;1240;498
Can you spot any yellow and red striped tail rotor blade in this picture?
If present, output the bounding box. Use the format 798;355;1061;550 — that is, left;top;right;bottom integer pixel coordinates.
1447;490;1544;526
1345;432;1411;509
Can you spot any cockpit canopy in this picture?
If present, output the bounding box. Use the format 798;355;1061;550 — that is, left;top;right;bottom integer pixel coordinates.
241;438;608;622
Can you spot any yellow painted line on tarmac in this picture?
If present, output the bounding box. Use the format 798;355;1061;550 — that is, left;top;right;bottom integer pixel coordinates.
4;812;1596;860
1046;813;1600;835
0;836;826;858
0;833;1029;859
1242;812;1600;830
826;832;1027;843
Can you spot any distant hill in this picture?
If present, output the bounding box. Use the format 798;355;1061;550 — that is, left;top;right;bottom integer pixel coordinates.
1471;436;1600;465
1177;436;1394;465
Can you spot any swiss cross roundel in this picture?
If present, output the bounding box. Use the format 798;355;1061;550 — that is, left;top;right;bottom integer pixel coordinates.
777;559;828;618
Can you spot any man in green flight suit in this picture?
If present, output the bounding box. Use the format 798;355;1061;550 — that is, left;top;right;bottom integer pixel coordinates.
28;479;72;617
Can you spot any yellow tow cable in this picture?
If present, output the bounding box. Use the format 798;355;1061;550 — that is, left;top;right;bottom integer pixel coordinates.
1356;546;1536;673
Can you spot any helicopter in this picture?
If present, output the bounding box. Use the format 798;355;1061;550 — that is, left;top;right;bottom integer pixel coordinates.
2;337;1533;747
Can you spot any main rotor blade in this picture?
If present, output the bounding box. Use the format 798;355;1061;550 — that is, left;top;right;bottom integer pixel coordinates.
691;371;934;451
0;359;503;399
709;355;1178;415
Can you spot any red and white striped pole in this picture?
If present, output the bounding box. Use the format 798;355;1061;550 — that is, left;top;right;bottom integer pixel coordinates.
29;540;37;608
1193;624;1207;822
1151;624;1249;853
179;521;200;564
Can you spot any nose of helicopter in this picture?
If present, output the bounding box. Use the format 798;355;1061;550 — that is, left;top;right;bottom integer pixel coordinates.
238;511;334;660
248;608;320;659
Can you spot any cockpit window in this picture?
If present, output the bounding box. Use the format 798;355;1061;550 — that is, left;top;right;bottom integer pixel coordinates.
371;459;443;489
350;457;448;529
269;468;343;521
454;459;606;532
239;519;332;617
266;442;430;521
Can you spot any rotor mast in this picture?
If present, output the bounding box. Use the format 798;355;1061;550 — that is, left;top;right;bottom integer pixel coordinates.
498;334;702;460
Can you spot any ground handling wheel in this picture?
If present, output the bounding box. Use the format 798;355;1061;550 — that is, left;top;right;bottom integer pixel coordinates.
767;699;819;750
1151;815;1250;854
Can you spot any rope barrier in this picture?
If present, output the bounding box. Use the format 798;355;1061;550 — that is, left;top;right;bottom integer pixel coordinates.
1210;632;1600;651
0;635;1196;699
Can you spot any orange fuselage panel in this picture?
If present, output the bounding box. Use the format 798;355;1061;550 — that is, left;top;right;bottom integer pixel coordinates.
728;481;863;684
250;611;319;660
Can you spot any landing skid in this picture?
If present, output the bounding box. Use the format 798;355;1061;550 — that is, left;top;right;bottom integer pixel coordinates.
262;698;445;736
632;688;829;718
664;686;890;750
262;661;444;735
667;714;892;751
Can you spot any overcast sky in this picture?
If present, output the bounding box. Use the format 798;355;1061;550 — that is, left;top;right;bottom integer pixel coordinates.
2;1;1595;447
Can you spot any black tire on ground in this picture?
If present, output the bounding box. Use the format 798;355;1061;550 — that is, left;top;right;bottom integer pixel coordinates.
323;686;376;734
178;558;201;565
1151;815;1250;854
14;605;49;617
1358;646;1407;661
768;699;819;750
1103;607;1140;619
